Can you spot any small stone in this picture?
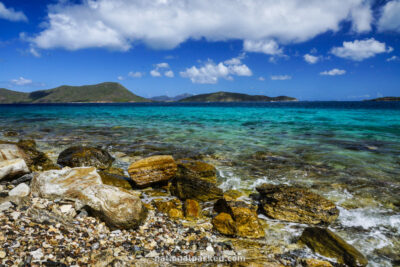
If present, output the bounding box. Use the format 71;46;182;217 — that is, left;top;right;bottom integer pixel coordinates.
30;248;43;261
145;251;159;258
0;251;6;258
206;244;214;253
11;211;21;220
0;201;12;212
60;204;73;213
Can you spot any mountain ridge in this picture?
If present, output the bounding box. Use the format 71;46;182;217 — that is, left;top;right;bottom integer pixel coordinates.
0;82;148;103
179;91;297;102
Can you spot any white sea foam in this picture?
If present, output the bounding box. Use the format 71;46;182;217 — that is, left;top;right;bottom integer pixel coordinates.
218;169;243;191
338;207;400;232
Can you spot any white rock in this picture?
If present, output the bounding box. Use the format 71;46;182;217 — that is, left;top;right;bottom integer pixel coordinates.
0;144;26;161
8;183;30;197
31;167;147;229
60;204;73;213
30;248;43;260
206;244;214;253
145;251;159;258
0;201;12;212
11;211;21;220
0;159;30;181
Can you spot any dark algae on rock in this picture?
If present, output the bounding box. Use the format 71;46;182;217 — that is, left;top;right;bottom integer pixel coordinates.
57;146;114;170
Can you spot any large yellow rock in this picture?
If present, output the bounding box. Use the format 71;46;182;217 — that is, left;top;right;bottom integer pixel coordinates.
128;155;177;187
212;212;236;236
153;198;184;219
256;184;339;225
299;227;368;267
183;199;201;219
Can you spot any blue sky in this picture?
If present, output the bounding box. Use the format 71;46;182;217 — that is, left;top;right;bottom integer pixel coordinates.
0;0;399;100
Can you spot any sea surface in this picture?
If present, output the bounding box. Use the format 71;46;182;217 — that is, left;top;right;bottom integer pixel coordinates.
1;102;400;266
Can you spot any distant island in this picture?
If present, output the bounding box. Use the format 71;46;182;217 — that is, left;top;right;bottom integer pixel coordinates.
0;82;148;103
368;97;400;102
0;82;297;104
179;91;297;102
150;93;193;102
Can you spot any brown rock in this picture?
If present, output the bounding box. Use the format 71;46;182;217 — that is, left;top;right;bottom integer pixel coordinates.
128;155;177;187
256;184;339;225
299;227;368;267
183;199;200;218
214;198;265;238
153;198;184;219
300;258;333;267
212;212;236;236
99;171;133;190
57;146;114;170
170;159;222;201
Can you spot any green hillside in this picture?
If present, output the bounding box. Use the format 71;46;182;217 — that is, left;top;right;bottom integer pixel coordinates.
0;82;149;103
368;97;400;102
179;91;297;102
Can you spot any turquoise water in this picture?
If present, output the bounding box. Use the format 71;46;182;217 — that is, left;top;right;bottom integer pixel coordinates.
1;102;400;265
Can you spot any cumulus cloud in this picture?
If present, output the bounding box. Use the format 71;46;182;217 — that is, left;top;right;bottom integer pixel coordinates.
117;76;124;81
320;69;346;76
11;77;32;85
244;40;283;55
128;71;144;78
151;63;174;78
270;75;292;81
180;56;252;84
331;38;393;61
258;77;265;81
377;0;400;33
29;0;372;52
304;54;319;64
0;2;27;22
387;55;398;62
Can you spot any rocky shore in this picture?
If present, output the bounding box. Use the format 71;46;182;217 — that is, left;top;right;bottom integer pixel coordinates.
0;138;372;266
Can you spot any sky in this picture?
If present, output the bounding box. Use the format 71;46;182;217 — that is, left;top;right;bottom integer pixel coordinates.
0;0;399;100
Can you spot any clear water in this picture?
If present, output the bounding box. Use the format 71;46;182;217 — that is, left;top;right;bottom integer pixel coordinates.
1;102;400;266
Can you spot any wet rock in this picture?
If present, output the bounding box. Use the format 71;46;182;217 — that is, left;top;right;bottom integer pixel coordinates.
99;171;133;190
128;155;177;187
8;182;30;197
31;167;147;229
153;198;184;219
170;159;223;201
300;258;333;267
10;173;34;185
256;184;339;225
17;140;59;171
57;146;114;170
214;197;265;238
0;159;30;181
3;130;19;137
183;199;201;219
212;212;236;236
299;227;368;267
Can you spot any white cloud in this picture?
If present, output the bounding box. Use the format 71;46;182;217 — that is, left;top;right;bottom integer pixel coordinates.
377;0;400;33
180;56;252;84
29;0;372;52
128;71;144;78
304;54;319;64
151;62;173;78
258;77;265;81
117;76;124;81
243;40;282;55
331;38;393;61
11;77;32;85
164;70;174;78
320;68;346;76
150;70;162;77
0;2;27;22
387;55;398;62
270;75;292;81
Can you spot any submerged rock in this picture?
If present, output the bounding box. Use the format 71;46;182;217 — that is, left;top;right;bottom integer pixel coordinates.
17;140;59;171
31;167;147;229
183;199;201;219
212;212;236;236
213;197;265;238
153;198;184;219
128;155;177;187
99;171;133;190
57;146;114;170
170;159;223;201
0;159;30;181
299;227;368;267
256;184;339;225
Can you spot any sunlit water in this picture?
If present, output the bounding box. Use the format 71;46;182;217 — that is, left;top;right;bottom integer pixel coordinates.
1;102;399;266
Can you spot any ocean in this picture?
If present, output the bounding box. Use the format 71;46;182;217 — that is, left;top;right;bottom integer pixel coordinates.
1;101;400;266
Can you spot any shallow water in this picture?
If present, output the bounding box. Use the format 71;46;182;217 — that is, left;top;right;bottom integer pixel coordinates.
1;102;400;266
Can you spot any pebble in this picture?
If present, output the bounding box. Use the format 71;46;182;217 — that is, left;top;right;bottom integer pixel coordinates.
8;183;30;197
0;251;6;258
30;248;43;261
0;201;12;212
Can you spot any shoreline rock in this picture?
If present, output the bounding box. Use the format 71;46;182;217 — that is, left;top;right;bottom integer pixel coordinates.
57;146;114;170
